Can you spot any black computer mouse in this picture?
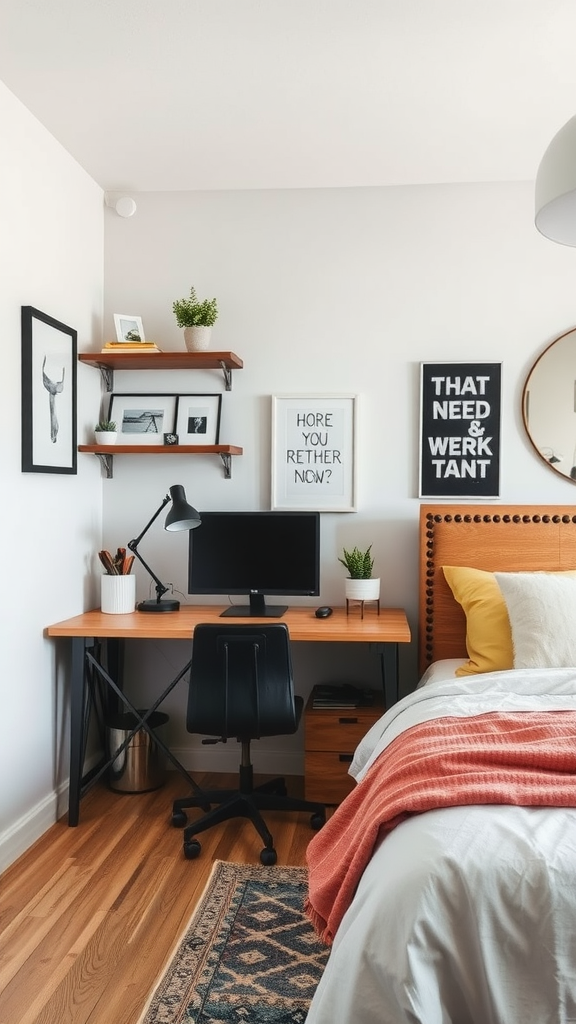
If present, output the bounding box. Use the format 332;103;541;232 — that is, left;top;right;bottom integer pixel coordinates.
315;606;333;618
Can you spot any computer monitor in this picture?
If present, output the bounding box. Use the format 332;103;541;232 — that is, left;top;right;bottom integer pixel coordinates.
188;510;320;617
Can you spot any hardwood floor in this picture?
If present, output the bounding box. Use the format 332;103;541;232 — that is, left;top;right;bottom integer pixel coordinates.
0;772;328;1024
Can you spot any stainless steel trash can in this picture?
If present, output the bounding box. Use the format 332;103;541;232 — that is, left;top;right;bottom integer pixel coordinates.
106;711;169;793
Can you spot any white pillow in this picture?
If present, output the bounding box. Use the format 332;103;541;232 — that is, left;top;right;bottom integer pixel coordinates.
417;659;468;688
494;572;576;669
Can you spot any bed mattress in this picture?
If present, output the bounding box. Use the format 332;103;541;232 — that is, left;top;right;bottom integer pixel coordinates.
305;667;576;1024
306;801;576;1024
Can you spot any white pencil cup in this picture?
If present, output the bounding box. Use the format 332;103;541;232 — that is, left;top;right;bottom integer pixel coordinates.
101;574;136;614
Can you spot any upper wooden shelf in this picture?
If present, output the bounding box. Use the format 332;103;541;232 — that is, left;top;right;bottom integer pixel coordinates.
78;350;244;390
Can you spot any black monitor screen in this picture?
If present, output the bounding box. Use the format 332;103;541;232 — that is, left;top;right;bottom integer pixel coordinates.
188;511;320;617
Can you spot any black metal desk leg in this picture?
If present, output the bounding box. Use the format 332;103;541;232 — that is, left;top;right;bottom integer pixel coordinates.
68;636;88;826
104;637;123;718
377;642;399;709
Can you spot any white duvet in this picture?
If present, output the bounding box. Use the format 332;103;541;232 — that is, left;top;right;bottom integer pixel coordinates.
306;667;576;1024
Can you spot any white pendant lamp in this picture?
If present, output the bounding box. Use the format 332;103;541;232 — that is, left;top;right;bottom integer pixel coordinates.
535;115;576;246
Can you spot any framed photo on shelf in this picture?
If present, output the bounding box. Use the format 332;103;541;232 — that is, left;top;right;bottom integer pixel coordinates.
113;313;145;343
175;394;222;444
108;393;176;444
271;393;357;511
21;305;77;474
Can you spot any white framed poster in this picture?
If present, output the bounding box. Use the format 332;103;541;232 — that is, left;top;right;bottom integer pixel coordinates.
419;361;502;498
271;394;357;511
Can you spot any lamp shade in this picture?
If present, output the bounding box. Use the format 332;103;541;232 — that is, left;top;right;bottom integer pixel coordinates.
535;115;576;246
164;484;201;531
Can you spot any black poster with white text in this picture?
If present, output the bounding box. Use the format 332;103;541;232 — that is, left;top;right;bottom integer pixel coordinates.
419;362;501;497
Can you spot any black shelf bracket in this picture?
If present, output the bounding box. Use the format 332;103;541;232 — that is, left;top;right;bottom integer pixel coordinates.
97;364;114;392
218;360;233;391
95;452;113;478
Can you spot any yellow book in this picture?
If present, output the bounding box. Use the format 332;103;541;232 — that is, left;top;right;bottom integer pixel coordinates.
102;342;161;351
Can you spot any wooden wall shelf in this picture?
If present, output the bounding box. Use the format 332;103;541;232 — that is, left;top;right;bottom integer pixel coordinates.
78;350;243;391
78;444;243;479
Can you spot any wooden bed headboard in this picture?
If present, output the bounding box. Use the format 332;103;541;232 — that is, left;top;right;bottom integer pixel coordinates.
418;504;576;677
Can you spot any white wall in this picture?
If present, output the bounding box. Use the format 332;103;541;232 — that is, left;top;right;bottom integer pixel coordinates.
0;80;103;870
101;184;576;775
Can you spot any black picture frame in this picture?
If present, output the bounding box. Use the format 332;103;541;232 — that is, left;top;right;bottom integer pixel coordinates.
419;361;501;498
175;393;222;444
21;306;77;474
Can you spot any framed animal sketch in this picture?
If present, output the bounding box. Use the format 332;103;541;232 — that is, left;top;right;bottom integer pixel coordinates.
21;305;77;474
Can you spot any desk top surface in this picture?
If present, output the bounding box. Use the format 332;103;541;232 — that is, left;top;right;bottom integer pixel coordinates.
45;604;411;643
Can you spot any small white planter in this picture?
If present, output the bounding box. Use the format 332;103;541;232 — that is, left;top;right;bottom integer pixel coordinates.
183;325;212;351
95;431;118;445
345;577;381;603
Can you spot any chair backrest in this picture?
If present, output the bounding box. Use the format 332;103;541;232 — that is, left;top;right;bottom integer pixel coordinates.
187;622;299;740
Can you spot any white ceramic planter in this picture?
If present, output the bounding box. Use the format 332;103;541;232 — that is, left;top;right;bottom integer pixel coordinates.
101;573;136;614
183;325;212;351
344;577;381;602
95;431;118;445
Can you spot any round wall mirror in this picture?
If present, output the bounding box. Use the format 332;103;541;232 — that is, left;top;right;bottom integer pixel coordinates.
522;326;576;482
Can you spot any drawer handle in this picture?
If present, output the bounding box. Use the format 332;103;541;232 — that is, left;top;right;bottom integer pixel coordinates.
339;717;359;724
339;754;353;763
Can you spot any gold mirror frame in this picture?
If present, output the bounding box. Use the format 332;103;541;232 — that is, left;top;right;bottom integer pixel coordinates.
522;326;576;482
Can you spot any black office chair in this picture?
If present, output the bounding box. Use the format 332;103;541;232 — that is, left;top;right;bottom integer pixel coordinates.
172;622;326;864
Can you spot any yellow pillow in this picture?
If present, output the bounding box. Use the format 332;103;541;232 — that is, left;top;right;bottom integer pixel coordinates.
442;566;512;676
442;566;576;677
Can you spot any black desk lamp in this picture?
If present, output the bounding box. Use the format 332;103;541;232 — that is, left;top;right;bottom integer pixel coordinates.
128;484;201;612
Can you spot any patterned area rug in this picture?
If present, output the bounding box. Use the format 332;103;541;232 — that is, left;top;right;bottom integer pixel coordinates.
139;860;330;1023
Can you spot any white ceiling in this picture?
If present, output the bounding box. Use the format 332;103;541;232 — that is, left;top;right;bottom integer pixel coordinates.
1;0;575;193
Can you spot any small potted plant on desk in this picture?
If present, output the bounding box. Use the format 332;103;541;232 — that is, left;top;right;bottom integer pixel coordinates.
94;420;117;445
172;286;218;352
339;544;380;615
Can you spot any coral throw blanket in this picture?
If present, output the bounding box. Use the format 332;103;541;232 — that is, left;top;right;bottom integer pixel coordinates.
305;711;576;945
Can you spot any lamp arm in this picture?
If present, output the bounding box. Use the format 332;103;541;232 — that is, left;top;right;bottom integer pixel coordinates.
128;494;170;547
127;542;170;600
127;494;171;602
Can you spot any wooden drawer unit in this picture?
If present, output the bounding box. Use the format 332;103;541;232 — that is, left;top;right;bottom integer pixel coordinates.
304;693;384;804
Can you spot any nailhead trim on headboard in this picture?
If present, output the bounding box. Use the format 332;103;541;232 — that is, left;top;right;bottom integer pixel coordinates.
422;509;576;667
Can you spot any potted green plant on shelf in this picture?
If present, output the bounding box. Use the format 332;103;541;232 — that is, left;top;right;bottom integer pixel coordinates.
172;286;218;352
338;544;380;604
94;420;117;445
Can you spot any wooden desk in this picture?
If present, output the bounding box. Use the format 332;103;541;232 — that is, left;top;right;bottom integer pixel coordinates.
46;605;410;825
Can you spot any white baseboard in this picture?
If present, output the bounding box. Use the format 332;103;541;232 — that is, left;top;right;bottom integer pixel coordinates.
0;790;60;874
0;752;101;874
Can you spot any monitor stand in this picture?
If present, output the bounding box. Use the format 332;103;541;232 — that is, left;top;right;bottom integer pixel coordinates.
220;594;288;618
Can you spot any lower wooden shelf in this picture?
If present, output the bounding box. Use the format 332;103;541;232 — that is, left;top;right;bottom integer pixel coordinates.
304;692;385;804
78;444;243;479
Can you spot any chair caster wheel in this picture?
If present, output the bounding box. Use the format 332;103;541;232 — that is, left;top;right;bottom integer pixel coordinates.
184;839;201;859
310;811;326;830
260;847;277;865
172;811;188;828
